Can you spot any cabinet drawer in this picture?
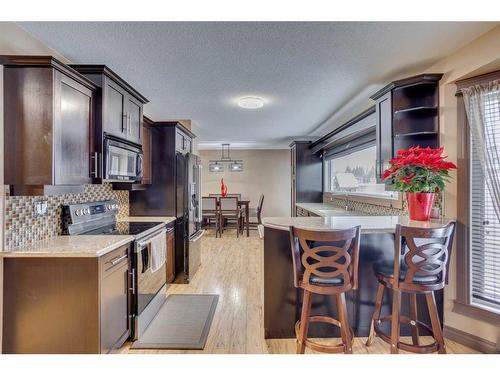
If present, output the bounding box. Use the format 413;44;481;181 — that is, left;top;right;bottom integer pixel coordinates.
101;244;130;274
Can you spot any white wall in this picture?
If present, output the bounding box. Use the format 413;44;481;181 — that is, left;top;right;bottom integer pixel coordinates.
199;149;291;217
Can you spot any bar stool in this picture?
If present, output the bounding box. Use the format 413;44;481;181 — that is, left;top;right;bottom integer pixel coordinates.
365;222;456;354
289;225;361;354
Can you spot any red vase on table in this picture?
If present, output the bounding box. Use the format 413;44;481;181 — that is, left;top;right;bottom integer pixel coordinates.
407;192;435;221
220;178;227;197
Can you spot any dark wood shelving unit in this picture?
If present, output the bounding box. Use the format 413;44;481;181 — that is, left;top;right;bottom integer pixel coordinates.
370;73;443;181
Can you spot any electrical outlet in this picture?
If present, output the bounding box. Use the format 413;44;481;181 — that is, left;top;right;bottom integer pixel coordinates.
34;200;48;218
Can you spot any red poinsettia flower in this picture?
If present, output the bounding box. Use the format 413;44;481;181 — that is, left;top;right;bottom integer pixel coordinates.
382;146;456;192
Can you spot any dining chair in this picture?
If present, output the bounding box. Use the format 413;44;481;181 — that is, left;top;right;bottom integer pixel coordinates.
202;196;221;238
219;197;242;237
248;194;264;237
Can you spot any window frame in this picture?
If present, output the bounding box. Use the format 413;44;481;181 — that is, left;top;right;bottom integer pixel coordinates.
324;142;403;209
454;70;500;325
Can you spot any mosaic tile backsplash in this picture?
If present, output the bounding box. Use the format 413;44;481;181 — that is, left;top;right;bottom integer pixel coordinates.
4;184;129;249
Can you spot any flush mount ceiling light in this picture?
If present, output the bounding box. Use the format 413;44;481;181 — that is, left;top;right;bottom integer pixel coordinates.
237;96;264;109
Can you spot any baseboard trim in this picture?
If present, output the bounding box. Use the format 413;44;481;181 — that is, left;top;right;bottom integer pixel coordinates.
444;325;499;354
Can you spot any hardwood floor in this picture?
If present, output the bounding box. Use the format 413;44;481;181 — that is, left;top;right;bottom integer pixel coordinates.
119;229;478;354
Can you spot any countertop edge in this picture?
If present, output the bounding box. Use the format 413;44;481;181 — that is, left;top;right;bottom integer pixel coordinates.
0;235;135;258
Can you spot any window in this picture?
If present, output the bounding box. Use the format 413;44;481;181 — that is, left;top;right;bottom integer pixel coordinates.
455;71;500;324
326;144;398;199
469;87;500;312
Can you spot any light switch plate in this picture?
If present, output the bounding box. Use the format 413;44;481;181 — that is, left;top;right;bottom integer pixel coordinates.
34;200;48;217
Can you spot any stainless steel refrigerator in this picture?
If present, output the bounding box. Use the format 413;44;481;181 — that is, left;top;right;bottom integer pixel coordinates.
175;152;204;283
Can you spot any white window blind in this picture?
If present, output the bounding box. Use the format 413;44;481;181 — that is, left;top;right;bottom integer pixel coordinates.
470;88;500;312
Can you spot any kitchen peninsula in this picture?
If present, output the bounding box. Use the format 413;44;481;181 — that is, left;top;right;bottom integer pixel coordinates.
262;214;452;339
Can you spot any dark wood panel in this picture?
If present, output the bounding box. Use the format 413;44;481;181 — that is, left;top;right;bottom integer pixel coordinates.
290;141;323;217
263;227;443;339
142;117;152;184
2;258;100;354
166;228;176;283
4;67;54;186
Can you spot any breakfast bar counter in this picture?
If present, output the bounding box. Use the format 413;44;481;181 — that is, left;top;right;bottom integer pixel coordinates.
262;215;451;339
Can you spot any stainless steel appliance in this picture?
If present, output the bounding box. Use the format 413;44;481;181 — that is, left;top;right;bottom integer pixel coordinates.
62;199;167;340
175;152;204;283
128;122;203;283
104;135;143;182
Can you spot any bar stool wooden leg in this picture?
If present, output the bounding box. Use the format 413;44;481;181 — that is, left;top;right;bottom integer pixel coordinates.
336;293;352;354
425;292;446;354
409;293;420;346
366;283;385;346
390;289;401;354
297;290;312;354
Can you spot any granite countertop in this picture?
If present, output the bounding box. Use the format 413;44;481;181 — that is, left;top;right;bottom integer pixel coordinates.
120;216;176;224
262;215;453;233
0;235;134;258
295;202;367;217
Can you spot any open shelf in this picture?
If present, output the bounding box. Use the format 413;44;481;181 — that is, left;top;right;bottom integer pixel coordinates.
394;131;438;137
394;106;437;116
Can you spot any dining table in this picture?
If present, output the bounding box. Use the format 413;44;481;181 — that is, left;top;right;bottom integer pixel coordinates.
207;196;251;237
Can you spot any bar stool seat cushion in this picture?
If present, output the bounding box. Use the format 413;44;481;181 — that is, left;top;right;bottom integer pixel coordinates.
309;275;344;286
374;260;439;284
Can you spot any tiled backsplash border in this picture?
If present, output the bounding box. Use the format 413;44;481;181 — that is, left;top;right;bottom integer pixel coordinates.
323;192;443;217
4;183;129;249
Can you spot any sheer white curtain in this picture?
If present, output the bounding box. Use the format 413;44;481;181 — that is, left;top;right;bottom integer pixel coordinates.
462;80;500;222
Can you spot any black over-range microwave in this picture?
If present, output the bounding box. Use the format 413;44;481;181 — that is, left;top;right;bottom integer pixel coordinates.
104;135;143;182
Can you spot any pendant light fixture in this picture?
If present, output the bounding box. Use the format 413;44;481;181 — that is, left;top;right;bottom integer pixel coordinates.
209;144;244;172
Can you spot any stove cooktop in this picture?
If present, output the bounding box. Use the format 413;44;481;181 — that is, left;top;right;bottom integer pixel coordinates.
84;221;164;236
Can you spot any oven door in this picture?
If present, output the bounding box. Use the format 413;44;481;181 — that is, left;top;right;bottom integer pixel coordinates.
105;137;143;182
135;231;167;317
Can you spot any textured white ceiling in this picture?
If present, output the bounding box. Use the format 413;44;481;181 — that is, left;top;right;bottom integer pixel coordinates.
18;22;495;148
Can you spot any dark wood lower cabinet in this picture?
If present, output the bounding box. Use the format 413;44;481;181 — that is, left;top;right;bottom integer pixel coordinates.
166;227;176;283
2;244;132;354
263;227;443;339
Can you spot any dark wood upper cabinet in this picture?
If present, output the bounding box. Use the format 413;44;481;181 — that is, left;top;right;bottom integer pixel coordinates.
70;64;148;155
370;73;443;181
141;116;153;185
2;56;97;194
290;141;323;216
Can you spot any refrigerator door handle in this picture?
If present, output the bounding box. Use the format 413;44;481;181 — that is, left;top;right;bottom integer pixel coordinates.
189;230;205;242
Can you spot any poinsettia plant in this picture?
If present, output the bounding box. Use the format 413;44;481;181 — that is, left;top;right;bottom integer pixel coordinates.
382;146;457;193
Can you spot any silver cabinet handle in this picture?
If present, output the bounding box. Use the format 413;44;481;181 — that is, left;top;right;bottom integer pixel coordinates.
129;269;135;294
128;112;132;134
91;152;99;177
110;254;128;265
122;112;128;133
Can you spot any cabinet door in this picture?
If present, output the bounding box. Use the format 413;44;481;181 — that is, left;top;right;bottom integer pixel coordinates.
127;95;142;144
103;79;127;138
176;130;185;153
376;92;393;181
166;228;175;283
54;72;93;185
185;136;192;154
142;123;152;184
100;254;129;354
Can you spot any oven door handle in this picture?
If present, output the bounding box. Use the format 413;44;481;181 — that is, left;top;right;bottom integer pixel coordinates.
136;228;167;250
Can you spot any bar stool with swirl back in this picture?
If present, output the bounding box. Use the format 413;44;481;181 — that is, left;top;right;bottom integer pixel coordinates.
365;222;456;354
289;225;361;354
